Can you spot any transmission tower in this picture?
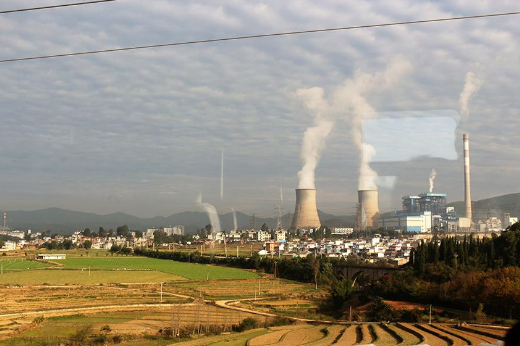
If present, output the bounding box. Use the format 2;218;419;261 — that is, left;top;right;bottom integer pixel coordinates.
250;214;256;230
275;205;284;230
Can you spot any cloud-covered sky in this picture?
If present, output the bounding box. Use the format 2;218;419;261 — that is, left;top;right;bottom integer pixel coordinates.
1;0;519;218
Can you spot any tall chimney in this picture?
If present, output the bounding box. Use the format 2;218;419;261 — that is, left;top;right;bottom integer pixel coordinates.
2;212;6;228
463;134;472;220
357;190;380;229
290;189;321;230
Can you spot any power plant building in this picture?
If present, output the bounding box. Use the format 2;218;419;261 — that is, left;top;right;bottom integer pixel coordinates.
402;193;447;214
380;211;432;233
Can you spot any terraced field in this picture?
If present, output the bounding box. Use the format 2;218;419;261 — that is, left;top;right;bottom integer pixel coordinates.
173;322;507;346
172;277;312;299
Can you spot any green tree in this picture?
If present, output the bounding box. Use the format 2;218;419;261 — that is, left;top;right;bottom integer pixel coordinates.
116;225;129;237
154;230;167;244
98;227;107;237
109;244;121;253
330;278;355;310
84;240;92;250
261;223;269;232
82;228;91;237
62;239;74;250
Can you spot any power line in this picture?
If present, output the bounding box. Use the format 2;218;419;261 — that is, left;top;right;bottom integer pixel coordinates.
0;0;120;15
1;10;519;64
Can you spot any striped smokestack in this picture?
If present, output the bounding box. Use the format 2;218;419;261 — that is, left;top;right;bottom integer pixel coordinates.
463;134;472;220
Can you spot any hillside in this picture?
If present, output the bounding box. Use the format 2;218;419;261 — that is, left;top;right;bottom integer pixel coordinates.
1;208;354;235
447;192;520;221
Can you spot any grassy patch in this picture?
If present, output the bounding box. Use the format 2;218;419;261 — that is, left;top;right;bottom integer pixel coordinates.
0;258;50;271
55;257;258;280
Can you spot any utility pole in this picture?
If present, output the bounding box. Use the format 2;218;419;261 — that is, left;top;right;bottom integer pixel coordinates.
237;246;239;258
160;282;163;302
429;304;432;325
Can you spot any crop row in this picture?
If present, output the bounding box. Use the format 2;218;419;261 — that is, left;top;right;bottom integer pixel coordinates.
235;322;506;346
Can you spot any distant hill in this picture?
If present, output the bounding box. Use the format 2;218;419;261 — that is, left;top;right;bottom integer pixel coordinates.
447;192;520;221
1;207;354;235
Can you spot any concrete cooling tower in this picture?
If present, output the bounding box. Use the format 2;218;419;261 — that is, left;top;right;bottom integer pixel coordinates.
357;190;380;229
290;189;321;230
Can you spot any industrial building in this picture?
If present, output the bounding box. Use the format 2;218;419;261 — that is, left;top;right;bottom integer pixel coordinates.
380;211;432;233
402;193;447;214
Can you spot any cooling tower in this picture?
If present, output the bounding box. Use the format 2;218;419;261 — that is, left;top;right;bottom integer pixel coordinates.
290;189;321;230
357;190;380;229
463;134;472;220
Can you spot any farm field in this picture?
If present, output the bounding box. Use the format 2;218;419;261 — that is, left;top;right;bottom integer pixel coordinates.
0;269;185;285
0;304;260;346
171;277;316;300
171;322;505;346
0;258;50;271
55;257;258;280
0;284;187;315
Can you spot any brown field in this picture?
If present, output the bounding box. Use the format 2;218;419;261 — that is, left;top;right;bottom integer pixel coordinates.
334;325;357;345
0;284;186;315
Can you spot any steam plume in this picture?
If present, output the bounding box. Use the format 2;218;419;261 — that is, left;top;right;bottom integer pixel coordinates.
220;150;224;200
459;71;482;121
296;59;412;190
196;193;221;236
231;207;238;230
296;87;334;189
429;169;437;193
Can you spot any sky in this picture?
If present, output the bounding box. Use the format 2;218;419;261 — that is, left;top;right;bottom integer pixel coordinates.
1;0;519;218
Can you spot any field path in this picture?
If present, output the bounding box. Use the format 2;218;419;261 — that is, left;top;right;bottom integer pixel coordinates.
215;299;334;324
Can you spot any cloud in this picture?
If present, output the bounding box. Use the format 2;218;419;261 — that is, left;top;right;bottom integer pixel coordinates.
0;0;518;216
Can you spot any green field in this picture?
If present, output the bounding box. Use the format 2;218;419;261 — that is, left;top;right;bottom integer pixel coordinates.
0;258;50;271
54;257;257;280
0;269;185;285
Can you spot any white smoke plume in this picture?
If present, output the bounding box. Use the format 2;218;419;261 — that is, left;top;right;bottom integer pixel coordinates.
459;71;482;121
231;207;238;230
296;87;334;189
429;169;437;193
220;150;224;201
196;193;221;236
296;59;412;191
280;180;284;204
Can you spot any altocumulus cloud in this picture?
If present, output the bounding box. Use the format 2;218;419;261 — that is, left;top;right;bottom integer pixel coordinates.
0;0;519;217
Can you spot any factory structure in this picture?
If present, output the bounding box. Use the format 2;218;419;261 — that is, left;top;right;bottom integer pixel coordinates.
285;134;516;235
381;192;461;233
290;189;321;230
